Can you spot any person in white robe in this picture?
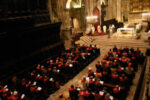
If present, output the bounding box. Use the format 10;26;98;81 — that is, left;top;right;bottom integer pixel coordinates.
103;25;107;33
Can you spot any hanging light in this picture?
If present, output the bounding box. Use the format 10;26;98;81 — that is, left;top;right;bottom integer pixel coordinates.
66;0;72;9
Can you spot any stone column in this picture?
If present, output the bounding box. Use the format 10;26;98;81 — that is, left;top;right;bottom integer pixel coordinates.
117;0;122;22
97;0;101;25
47;0;54;23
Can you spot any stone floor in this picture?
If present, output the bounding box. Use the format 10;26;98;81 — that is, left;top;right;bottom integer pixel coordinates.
47;24;149;100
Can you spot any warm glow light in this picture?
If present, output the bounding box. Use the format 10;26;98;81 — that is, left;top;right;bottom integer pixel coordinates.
142;13;150;21
66;0;71;9
101;0;106;5
73;0;82;8
66;0;82;9
74;5;81;8
66;4;70;9
86;16;98;23
86;16;98;20
142;13;150;16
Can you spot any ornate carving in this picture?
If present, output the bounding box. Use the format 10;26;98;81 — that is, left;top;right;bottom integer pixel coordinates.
130;0;150;12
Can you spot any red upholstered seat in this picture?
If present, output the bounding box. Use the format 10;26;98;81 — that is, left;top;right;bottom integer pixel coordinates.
148;37;150;40
97;32;104;35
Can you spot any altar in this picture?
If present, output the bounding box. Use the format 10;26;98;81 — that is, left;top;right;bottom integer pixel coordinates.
117;28;134;35
113;27;136;38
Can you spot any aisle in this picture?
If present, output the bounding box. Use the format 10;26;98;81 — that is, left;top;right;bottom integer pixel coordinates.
47;45;111;100
47;56;100;100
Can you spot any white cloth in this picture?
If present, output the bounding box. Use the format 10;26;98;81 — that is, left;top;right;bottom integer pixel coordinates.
103;26;107;33
99;91;104;96
21;94;25;99
37;87;42;91
91;26;95;34
109;96;114;100
49;78;54;81
33;81;37;86
4;85;8;89
109;26;113;33
14;91;18;95
112;24;115;28
77;88;81;91
97;25;102;33
136;23;142;30
100;81;104;85
69;64;73;67
86;77;89;83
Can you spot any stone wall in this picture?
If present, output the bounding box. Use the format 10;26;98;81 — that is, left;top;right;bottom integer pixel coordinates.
47;0;150;30
122;0;130;22
124;0;150;23
128;13;142;23
103;0;124;22
130;0;150;12
48;0;71;29
104;0;117;21
48;0;102;31
85;0;101;26
85;0;99;16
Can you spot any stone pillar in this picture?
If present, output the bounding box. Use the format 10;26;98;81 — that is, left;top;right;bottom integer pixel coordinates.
47;0;54;23
97;0;101;25
117;0;122;22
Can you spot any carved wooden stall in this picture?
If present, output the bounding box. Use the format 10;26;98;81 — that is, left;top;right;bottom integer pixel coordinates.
0;0;63;79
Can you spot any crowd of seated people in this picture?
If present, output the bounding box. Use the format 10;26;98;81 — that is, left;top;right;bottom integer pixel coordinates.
0;45;100;100
69;46;145;100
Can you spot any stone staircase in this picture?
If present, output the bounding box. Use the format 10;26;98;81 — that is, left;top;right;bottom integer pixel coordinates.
76;35;150;49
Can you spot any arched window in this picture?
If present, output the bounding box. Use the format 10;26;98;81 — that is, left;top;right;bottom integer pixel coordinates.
66;0;82;9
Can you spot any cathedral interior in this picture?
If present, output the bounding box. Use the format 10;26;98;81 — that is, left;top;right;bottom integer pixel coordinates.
0;0;150;100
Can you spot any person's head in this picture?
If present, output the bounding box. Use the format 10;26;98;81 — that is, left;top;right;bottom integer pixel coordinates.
105;93;110;97
122;74;125;77
71;85;74;88
116;85;119;88
90;76;93;79
12;75;17;84
88;67;92;71
59;93;63;98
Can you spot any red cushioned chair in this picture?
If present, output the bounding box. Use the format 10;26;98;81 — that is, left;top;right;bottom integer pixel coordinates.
148;37;150;45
